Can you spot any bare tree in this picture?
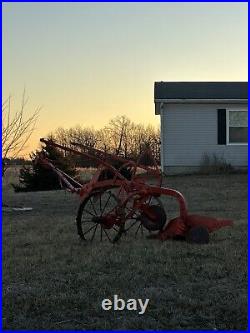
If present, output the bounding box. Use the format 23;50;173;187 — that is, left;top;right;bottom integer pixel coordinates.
48;115;161;166
2;90;40;175
104;115;132;158
68;126;97;148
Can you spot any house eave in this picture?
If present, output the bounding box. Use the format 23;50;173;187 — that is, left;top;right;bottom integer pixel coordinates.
154;98;248;115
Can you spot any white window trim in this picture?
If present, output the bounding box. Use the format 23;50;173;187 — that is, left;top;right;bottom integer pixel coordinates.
226;108;248;146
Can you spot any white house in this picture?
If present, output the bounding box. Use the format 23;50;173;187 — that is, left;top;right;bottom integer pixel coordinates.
154;82;248;174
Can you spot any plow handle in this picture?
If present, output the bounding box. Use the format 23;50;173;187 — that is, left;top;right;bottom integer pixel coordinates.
40;138;128;181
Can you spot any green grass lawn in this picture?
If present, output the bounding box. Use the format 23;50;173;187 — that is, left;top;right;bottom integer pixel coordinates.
2;172;248;330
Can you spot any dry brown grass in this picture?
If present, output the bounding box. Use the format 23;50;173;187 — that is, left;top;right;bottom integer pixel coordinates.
2;170;248;330
76;167;97;183
2;166;22;192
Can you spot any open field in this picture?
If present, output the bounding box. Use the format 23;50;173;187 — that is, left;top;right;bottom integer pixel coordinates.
2;170;248;330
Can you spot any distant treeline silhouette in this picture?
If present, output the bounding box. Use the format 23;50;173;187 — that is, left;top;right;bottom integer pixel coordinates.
12;116;160;192
48;115;161;167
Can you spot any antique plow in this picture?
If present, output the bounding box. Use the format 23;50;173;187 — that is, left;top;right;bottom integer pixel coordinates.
38;138;233;244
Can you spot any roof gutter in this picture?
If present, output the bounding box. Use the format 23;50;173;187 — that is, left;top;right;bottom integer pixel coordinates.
154;98;248;103
154;98;248;115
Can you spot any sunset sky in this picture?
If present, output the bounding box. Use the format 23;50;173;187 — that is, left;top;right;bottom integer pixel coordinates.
3;2;248;156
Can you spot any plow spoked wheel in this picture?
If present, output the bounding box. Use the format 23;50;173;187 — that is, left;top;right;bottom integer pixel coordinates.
76;190;125;243
123;196;166;238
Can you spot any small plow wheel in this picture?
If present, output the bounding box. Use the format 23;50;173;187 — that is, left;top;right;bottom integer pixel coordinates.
141;204;166;231
76;190;125;243
123;196;166;238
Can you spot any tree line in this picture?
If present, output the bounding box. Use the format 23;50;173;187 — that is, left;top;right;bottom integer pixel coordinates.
12;115;160;192
49;115;160;166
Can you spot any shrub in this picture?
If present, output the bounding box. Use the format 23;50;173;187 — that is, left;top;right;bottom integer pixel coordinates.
12;142;77;192
199;153;234;174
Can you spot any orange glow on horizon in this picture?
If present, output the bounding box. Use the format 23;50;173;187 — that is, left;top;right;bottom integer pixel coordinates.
3;3;247;158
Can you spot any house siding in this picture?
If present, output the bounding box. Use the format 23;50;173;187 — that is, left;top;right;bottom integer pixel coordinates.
160;103;248;171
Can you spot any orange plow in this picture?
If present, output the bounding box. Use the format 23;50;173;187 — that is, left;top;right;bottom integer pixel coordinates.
156;215;233;243
37;138;233;244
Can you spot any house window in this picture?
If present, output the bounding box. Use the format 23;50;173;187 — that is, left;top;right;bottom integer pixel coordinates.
228;110;248;144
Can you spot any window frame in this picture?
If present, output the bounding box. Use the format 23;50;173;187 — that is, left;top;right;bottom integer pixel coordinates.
226;108;248;146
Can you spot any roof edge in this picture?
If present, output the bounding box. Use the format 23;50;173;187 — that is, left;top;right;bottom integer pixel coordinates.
154;98;248;115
